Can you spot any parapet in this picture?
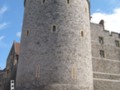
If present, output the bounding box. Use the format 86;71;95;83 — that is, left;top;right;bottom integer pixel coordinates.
24;0;90;7
91;22;120;39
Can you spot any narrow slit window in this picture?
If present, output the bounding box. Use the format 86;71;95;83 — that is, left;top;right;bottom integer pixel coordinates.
26;30;29;36
53;25;56;32
67;0;69;4
100;50;105;58
81;31;84;37
43;0;45;3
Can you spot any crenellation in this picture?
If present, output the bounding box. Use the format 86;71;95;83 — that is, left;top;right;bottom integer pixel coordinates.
111;32;120;39
91;20;120;90
91;22;120;40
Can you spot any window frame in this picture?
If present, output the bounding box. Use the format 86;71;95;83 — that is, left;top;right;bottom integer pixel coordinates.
115;40;120;47
100;50;105;58
99;36;104;44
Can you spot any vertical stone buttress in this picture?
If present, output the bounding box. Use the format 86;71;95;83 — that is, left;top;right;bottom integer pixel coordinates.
16;0;93;90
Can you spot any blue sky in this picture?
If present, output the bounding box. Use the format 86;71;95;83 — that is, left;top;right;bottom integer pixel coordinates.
0;0;120;69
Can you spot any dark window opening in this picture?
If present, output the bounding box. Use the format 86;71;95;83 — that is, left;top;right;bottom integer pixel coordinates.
115;40;120;47
67;0;69;4
26;30;29;36
16;55;19;60
100;50;105;58
43;0;45;3
53;25;56;32
99;37;104;44
81;31;84;37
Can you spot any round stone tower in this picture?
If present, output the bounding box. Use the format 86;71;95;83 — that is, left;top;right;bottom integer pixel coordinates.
16;0;93;90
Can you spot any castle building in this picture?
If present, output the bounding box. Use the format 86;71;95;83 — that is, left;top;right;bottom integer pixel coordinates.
16;0;93;90
0;0;120;90
91;22;120;90
0;42;20;90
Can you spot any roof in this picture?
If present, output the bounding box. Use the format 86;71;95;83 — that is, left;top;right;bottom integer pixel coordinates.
0;68;6;73
14;42;20;55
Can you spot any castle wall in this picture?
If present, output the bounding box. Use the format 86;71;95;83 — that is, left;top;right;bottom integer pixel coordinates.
0;72;6;90
16;0;93;90
91;23;120;90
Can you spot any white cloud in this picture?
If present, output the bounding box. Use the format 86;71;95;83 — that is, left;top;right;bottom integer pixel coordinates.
0;6;7;16
0;36;7;48
16;32;21;38
91;8;120;33
0;36;5;41
0;35;9;48
0;22;8;30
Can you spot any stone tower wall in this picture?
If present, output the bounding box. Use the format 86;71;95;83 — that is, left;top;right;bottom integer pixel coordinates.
16;0;93;90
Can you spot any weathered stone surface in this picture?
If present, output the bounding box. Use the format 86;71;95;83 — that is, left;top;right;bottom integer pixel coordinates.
16;0;93;90
91;23;120;90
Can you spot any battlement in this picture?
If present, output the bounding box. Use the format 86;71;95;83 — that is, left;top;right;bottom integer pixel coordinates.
103;30;120;39
24;0;90;7
91;22;120;39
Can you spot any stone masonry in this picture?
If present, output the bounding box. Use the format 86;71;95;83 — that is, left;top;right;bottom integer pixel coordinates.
0;0;120;90
91;22;120;90
16;0;93;90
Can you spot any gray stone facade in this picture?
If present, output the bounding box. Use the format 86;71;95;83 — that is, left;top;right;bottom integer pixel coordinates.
91;23;120;90
0;42;19;90
16;0;93;90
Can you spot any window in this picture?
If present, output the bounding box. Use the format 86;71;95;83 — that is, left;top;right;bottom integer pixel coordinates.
67;0;69;4
53;25;56;32
26;30;29;36
100;50;105;58
43;0;45;3
81;31;84;37
99;37;104;44
115;40;120;47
